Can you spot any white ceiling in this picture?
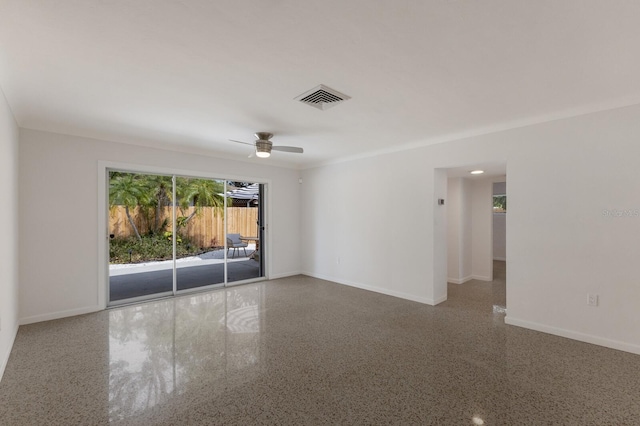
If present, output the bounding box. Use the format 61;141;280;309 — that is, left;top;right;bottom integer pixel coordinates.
1;1;640;169
445;162;507;179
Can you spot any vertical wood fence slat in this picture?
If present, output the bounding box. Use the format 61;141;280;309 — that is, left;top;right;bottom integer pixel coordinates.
109;206;258;248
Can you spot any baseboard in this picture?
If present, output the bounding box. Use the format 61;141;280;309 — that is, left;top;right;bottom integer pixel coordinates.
0;323;19;382
472;275;492;282
505;316;640;356
448;276;473;284
19;305;102;326
432;294;448;304
302;271;443;305
269;271;302;280
493;257;506;261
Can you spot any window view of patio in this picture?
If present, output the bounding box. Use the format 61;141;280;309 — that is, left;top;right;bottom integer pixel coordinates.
108;171;264;304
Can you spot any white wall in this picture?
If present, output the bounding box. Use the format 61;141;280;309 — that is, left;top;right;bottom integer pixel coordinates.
470;178;493;281
447;177;492;283
18;129;301;324
302;103;640;355
446;177;473;283
0;87;19;380
447;178;462;281
432;169;448;303
493;214;506;260
301;152;438;304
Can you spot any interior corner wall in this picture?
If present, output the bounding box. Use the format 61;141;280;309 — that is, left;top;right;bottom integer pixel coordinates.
493;213;506;260
0;87;19;381
18;129;301;324
301;103;640;355
300;152;438;304
432;169;448;303
470;178;493;281
447;177;473;284
447;178;463;282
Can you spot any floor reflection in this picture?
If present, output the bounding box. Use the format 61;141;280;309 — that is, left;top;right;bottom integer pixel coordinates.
108;285;263;421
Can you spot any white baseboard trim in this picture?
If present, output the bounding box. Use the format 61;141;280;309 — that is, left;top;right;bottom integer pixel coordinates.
505;316;640;355
19;305;102;326
448;275;492;284
448;276;473;284
472;275;492;282
0;324;19;382
432;294;448;305
269;271;302;280
493;257;506;261
302;271;443;305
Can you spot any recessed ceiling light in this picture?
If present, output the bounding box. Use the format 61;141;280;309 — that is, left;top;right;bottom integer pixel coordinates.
470;170;484;175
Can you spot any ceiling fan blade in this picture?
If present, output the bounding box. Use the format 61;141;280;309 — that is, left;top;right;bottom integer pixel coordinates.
229;139;255;146
272;145;304;153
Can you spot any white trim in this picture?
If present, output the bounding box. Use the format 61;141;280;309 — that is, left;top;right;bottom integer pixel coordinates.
472;274;492;282
172;176;177;294
224;277;266;287
108;292;174;308
302;272;443;305
448;275;492;284
97;163;108;309
432;294;448;305
0;323;19;382
301;96;640;170
269;271;302;280
448;276;473;284
264;183;272;282
98;160;269;184
19;305;102;326
504;316;640;356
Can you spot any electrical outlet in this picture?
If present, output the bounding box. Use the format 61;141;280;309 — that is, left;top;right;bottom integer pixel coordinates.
587;293;599;307
336;256;341;265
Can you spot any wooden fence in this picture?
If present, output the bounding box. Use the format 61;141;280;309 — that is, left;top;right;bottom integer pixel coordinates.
109;206;258;248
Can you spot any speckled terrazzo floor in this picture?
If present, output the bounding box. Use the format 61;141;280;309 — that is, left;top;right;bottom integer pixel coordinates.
1;261;640;425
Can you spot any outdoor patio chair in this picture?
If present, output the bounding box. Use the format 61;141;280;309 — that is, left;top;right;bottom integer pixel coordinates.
227;233;248;258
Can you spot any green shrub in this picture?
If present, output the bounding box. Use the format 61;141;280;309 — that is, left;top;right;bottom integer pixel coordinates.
109;234;204;264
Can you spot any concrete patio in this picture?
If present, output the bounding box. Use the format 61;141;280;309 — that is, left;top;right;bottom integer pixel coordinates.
109;246;261;302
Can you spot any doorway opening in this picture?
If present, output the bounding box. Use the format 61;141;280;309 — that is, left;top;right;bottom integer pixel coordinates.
438;163;506;312
106;169;266;306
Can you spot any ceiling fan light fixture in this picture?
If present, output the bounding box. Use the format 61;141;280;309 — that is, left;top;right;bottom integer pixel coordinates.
229;132;302;158
255;139;272;158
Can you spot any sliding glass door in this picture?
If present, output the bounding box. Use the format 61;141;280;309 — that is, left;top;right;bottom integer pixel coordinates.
226;183;264;284
174;176;226;291
108;171;265;305
108;171;175;302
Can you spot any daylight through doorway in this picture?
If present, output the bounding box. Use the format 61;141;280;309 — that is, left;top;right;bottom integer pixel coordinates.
108;171;265;304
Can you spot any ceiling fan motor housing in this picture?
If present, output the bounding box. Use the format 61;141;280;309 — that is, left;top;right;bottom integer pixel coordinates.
254;132;273;155
254;132;273;141
255;139;272;155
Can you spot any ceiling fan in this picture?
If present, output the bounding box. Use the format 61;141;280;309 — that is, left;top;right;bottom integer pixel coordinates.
229;132;303;158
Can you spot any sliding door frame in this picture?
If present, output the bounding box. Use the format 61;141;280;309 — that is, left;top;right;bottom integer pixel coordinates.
98;161;271;309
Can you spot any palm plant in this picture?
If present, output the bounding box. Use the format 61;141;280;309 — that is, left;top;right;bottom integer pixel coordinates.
141;174;173;233
109;173;151;241
176;178;224;226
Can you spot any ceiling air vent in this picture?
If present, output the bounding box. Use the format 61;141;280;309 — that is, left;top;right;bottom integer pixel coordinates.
295;84;351;110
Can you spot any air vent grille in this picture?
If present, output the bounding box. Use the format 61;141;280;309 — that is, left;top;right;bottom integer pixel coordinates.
295;84;351;110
